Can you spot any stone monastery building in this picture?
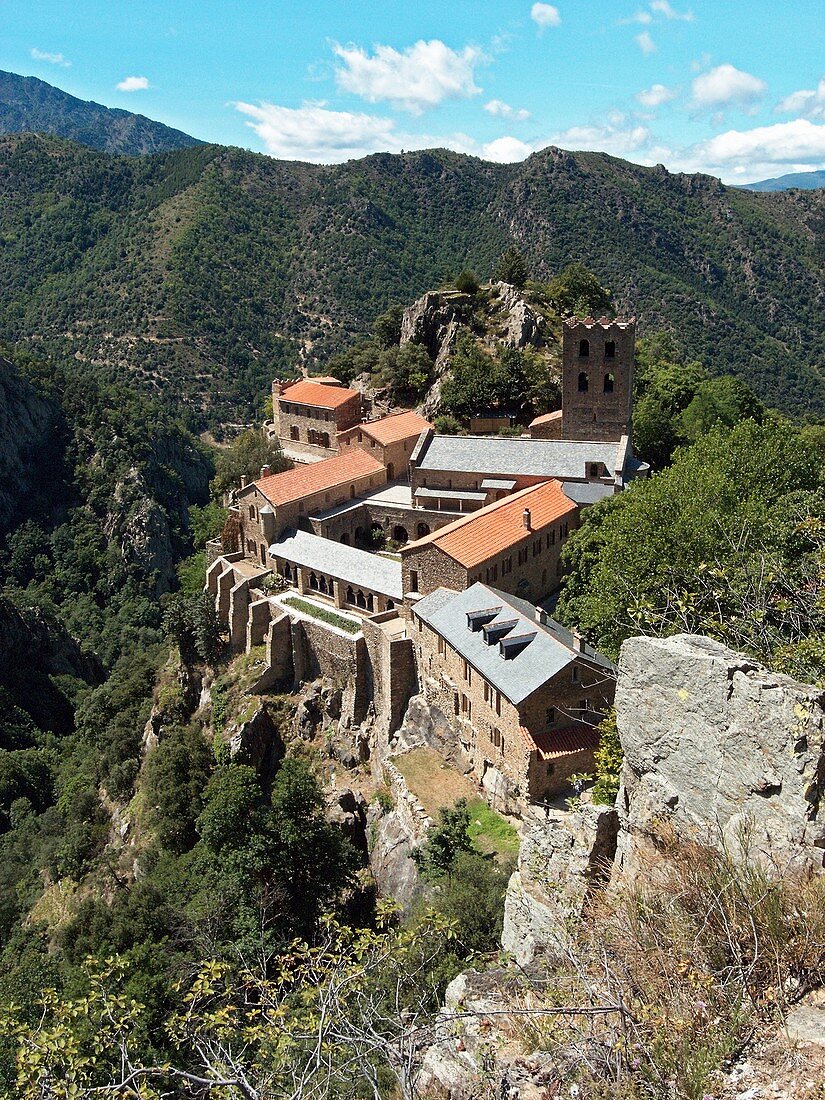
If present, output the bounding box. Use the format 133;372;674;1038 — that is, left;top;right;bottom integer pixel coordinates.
208;316;645;806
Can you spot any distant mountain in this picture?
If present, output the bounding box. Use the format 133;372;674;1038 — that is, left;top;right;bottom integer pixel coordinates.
0;70;201;155
0;134;823;427
742;169;825;192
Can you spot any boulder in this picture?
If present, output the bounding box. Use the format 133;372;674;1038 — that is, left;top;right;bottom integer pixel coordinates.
614;634;825;875
327;787;367;850
366;801;424;909
399;291;466;371
229;703;285;781
493;281;543;348
501;803;618;965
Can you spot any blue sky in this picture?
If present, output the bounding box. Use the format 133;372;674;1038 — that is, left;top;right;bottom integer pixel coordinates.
3;0;825;181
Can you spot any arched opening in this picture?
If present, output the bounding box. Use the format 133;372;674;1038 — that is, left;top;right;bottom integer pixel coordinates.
321;432;330;448
604;372;615;394
356;590;367;609
387;462;395;480
283;563;292;582
417;522;430;539
354;526;365;547
387;599;395;610
604;340;615;359
579;339;590;358
349;485;356;499
367;594;374;612
346;586;355;604
578;371;589;393
392;525;409;545
319;575;328;594
340;533;350;545
290;426;299;441
309;572;318;590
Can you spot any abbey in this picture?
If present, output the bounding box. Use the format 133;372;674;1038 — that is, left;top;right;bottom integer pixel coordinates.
207;316;645;808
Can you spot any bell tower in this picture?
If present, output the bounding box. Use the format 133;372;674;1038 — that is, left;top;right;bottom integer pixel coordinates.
561;317;635;442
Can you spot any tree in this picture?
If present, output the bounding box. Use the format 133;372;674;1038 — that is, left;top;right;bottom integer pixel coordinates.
556;419;824;662
143;724;213;853
211;429;291;497
373;304;404;349
454;270;480;295
412;799;473;881
378;344;434;401
547;263;612;318
680;376;764;441
591;710;622;806
492;246;528;288
162;592;222;664
326;339;381;385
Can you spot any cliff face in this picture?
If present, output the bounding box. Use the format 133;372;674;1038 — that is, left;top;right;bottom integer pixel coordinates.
0;356;57;534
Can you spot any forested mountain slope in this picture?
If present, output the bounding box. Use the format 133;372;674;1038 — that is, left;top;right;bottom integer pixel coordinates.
0;134;823;426
0;70;201;155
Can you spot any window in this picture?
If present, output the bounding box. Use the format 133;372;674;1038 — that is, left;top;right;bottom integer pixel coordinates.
349;485;355;499
437;635;445;656
571;667;580;683
604;372;615;394
248;505;256;520
589;463;601;478
533;539;541;557
578;371;589;393
605;340;616;359
290;426;299;441
495;691;501;717
409;570;419;593
463;659;471;684
579;339;590;357
483;682;489;703
454;693;460;716
579;698;588;713
546;707;556;726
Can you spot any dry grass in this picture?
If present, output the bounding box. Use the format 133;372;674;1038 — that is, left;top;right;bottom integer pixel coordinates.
393;747;477;818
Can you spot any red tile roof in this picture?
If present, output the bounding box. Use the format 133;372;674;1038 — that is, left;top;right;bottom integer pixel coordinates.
529;410;563;427
279;379;360;410
250;449;385;507
358;411;432;446
403;480;577;570
521;725;599;758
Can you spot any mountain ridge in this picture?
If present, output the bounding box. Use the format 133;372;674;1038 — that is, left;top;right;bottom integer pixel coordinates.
0;131;822;426
742;168;825;192
0;69;201;155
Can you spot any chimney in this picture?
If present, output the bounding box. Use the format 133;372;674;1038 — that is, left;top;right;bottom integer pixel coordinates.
522;507;532;531
260;465;271;479
571;631;583;652
239;474;248;489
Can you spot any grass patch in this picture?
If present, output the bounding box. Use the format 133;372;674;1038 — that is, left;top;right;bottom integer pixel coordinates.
466;798;520;860
283;596;360;635
394;746;478;818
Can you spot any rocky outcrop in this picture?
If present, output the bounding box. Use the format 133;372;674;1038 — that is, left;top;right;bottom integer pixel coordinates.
399;291;467;372
492;281;543;349
104;467;176;595
614;634;825;875
501;802;618;966
389;695;462;766
327;787;368;851
228;702;285;782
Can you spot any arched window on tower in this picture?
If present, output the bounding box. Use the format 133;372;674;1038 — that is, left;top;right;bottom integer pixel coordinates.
604;340;615;359
579;339;590;357
604;372;615;393
578;371;589;393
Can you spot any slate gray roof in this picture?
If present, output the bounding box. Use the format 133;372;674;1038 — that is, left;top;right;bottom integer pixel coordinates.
562;480;615;505
480;477;518;490
270;529;402;599
415;434;628;482
414;582;614;705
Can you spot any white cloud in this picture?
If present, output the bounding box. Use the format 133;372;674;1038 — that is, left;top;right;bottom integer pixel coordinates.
637;82;677;107
235;101;400;161
776;78;825;121
234;100;487;162
483;136;534;161
332;40;483;114
693;119;825;169
116;75;150;92
691;64;766;110
635;31;657;54
530;3;561;28
650;0;694;20
484;99;531;121
623;11;653;24
552;123;651;156
31;47;70;67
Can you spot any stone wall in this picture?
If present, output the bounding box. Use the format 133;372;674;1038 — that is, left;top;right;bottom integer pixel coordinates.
291;616;369;727
277;390;361;456
361;613;418;742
